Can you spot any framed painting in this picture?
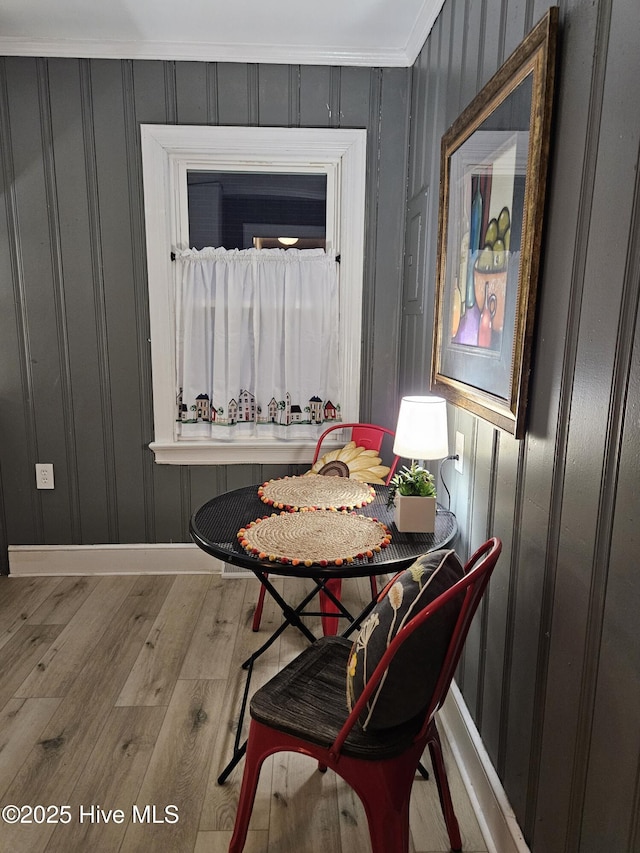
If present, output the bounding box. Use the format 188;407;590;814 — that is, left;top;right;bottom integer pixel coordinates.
431;8;558;437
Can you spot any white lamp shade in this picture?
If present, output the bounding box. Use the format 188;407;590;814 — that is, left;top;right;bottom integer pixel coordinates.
393;395;449;460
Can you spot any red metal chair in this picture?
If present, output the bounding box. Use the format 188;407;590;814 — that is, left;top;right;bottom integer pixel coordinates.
251;423;400;634
228;537;502;853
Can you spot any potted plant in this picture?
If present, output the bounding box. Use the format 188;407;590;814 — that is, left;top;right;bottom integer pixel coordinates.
387;462;437;533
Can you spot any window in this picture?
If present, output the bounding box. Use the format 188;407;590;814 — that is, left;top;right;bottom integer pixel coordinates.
141;125;367;464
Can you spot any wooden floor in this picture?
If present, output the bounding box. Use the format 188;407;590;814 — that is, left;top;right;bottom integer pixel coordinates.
0;572;488;853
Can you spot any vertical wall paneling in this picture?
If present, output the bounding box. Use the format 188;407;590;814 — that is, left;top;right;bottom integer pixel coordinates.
520;0;598;833
367;67;410;427
503;0;528;59
459;0;483;113
558;0;638;848
473;426;499;726
328;66;341;128
257;64;291;127
401;0;640;850
299;65;332;127
411;38;430;198
47;59;96;545
453;408;480;697
0;58;14;572
131;60;188;543
37;59;80;544
0;58;410;554
579;188;640;848
400;13;447;398
80;59;120;543
480;0;507;87
449;409;475;555
359;69;383;424
206;63;219;124
419;10;451;381
0;59;41;548
12;58;70;545
402;191;428;318
533;0;614;847
121;58;156;543
463;418;497;722
446;0;465;125
480;430;515;769
0;480;6;574
91;58;151;545
338;66;371;128
216;63;251;126
288;66;301;126
164;61;178;123
247;64;259;125
502;436;546;822
175;62;210;125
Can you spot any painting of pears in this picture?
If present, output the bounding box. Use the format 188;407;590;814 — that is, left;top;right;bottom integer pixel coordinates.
476;207;510;273
473;204;511;338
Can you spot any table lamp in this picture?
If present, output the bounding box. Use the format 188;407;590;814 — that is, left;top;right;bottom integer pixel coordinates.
393;395;449;463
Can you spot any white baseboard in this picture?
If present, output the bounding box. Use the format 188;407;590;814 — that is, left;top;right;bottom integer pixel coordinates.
439;681;530;853
8;543;224;576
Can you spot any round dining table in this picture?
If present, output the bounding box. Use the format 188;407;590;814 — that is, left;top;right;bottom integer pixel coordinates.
190;481;458;783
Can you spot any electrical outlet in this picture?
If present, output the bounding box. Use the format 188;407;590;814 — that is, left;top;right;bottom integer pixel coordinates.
454;433;464;474
36;463;55;490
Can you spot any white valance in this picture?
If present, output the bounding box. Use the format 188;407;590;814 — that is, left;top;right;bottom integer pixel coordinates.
175;247;342;441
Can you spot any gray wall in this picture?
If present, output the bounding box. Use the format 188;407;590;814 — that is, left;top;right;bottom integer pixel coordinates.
0;60;409;565
402;1;640;851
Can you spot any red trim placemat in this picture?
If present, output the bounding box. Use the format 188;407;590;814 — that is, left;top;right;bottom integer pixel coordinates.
238;510;391;567
258;475;374;511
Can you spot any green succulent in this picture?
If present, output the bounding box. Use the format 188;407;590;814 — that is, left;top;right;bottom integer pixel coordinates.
387;462;436;507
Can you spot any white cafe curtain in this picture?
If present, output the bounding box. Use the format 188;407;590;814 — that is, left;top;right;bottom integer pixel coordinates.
175;247;342;440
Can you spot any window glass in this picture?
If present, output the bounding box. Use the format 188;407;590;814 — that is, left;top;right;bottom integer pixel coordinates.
187;171;327;250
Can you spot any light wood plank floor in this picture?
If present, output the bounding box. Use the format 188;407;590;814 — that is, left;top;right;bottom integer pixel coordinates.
0;573;489;853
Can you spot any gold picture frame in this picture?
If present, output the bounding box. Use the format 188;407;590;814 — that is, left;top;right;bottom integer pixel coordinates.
431;8;558;438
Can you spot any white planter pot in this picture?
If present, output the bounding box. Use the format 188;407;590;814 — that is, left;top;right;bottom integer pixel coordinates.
394;494;436;533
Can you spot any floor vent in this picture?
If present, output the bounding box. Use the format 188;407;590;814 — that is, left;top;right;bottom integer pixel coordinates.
221;563;256;579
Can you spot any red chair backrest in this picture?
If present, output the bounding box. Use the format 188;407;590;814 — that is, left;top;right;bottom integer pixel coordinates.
312;422;400;483
417;537;501;728
331;537;502;757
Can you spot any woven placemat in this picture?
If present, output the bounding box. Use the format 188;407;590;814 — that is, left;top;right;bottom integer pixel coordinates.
238;510;391;566
258;475;374;510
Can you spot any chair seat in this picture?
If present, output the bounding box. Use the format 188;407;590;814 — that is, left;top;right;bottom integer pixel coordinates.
249;635;423;760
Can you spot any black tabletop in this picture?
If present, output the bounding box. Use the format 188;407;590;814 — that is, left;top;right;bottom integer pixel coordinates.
190;483;457;580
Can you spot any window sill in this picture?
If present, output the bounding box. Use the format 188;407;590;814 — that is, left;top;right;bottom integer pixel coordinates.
149;440;327;466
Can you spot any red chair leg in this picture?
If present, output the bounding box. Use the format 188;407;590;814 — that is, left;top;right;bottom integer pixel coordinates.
320;578;343;636
252;582;267;632
342;752;417;853
362;802;409;853
228;728;270;853
369;574;378;599
427;725;462;852
231;721;421;853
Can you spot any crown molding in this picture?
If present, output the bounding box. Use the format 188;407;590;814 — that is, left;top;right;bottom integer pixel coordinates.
0;36;416;67
0;0;445;68
404;0;446;65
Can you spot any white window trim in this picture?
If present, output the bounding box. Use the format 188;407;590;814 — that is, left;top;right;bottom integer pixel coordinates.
141;125;367;465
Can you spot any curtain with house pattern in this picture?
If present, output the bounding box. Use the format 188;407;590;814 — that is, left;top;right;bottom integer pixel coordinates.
175;247;342;440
